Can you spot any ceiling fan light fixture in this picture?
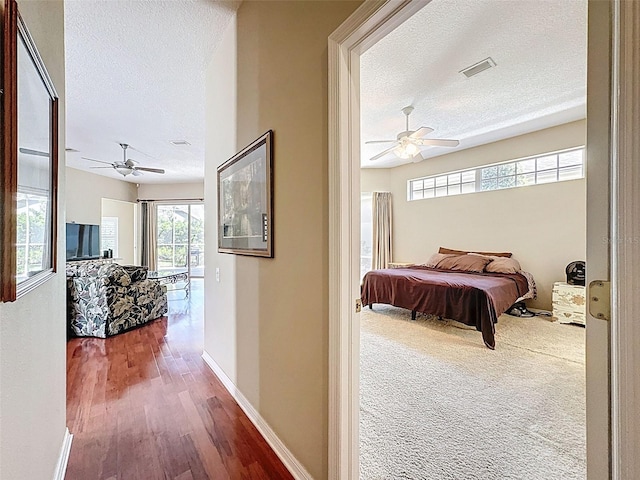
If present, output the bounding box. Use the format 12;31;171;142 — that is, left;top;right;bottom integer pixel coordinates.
404;142;420;157
367;107;460;162
394;144;416;159
83;143;165;177
115;165;133;176
393;146;408;159
394;139;420;159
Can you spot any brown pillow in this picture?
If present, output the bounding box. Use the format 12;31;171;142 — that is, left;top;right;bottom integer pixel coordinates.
422;252;456;268
439;246;512;258
435;254;493;273
485;256;521;274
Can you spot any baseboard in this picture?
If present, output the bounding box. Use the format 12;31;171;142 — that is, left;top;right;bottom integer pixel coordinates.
53;427;73;480
201;352;313;480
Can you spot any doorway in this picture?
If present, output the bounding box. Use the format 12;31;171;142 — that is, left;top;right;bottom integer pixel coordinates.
101;198;137;265
327;1;627;479
156;203;205;278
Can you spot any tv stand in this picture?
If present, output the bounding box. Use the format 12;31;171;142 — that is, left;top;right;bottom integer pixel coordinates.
66;257;122;265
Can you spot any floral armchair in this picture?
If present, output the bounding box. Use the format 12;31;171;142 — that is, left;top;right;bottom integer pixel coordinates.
66;262;168;338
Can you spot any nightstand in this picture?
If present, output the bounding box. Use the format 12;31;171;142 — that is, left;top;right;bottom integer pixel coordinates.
552;282;586;325
388;262;414;269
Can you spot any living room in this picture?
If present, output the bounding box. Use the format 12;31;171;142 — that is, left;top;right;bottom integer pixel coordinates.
65;167;204;270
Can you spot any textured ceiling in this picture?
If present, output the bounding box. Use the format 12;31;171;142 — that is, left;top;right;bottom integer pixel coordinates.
360;0;587;168
65;0;587;180
64;0;237;184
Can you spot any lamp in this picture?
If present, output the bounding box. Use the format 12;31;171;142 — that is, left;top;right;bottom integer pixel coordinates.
394;141;420;159
114;165;133;176
404;142;419;157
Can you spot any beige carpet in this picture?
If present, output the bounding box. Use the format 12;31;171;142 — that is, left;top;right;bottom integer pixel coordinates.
360;305;586;480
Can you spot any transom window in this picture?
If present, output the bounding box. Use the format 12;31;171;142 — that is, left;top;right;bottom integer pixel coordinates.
408;147;585;201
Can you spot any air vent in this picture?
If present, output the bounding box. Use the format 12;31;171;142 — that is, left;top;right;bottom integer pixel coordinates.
65;148;79;153
460;57;496;78
171;140;191;146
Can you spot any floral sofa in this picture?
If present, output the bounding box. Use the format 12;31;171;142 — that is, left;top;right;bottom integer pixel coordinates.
66;262;168;338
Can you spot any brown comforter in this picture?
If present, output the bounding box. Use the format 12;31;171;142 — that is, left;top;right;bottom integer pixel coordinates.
361;266;530;349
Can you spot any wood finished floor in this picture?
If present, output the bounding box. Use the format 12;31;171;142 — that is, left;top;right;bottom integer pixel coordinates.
65;280;294;480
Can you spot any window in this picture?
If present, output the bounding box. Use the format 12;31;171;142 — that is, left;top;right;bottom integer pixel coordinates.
360;193;373;280
16;190;50;282
408;147;585;201
101;217;119;258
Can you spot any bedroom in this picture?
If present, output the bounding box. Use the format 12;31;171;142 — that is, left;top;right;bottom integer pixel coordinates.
357;1;586;478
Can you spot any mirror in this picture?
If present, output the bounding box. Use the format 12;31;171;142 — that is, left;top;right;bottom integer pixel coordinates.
1;0;59;301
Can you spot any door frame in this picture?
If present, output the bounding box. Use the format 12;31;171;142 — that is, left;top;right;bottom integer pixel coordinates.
328;3;430;477
609;1;640;478
328;0;639;478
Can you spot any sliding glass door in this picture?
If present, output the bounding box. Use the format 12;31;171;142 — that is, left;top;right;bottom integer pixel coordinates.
156;203;204;277
188;204;204;277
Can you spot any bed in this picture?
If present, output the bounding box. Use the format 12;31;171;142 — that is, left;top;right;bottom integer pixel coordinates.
360;250;535;349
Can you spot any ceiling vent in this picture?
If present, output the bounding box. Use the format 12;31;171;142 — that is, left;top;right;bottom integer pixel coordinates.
460;57;496;78
171;140;191;146
65;148;79;153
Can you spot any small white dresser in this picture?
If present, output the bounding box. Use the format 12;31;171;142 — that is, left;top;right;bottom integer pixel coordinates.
552;282;586;325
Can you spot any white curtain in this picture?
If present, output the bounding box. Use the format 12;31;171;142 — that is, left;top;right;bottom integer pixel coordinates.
140;201;157;270
372;192;392;270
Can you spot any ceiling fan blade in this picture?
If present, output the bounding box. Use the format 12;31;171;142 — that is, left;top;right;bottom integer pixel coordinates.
365;140;397;144
19;147;49;157
132;169;143;176
409;127;434;139
417;139;460;148
134;167;165;174
370;144;399;161
82;156;113;165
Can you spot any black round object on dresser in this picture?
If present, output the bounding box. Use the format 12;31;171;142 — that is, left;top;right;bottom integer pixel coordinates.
566;261;586;286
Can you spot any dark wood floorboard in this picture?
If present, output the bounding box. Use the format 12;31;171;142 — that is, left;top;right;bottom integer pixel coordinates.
65;280;294;480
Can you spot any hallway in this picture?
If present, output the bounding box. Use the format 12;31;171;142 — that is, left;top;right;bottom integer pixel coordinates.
65;280;293;479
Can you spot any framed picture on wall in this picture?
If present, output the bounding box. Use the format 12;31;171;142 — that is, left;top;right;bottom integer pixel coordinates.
217;130;273;258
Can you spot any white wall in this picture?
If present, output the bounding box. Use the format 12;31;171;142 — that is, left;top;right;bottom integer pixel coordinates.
0;1;67;479
204;2;361;478
101;199;137;265
362;120;586;309
66;167;137;224
137;182;204;201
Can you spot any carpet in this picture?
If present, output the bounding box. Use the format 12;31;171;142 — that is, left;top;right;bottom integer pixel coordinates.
360;305;586;480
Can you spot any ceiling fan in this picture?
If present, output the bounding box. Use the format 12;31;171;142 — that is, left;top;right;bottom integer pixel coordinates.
82;143;165;177
366;106;460;161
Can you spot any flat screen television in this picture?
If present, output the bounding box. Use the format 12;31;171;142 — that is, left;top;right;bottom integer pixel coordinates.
66;223;101;261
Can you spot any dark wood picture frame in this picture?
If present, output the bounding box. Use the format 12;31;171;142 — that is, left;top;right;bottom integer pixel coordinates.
217;131;273;258
1;0;59;302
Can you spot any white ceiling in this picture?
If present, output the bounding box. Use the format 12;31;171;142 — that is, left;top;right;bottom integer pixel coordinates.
360;0;587;168
64;0;587;180
64;0;237;184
